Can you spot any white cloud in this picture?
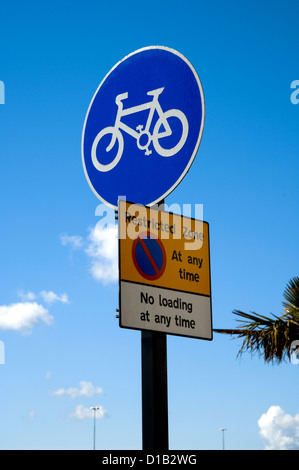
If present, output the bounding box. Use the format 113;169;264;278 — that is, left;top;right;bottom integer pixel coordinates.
60;233;84;250
61;224;118;285
17;291;37;301
28;410;36;420
85;224;118;284
40;290;69;304
258;406;299;450
69;405;106;421
18;289;69;305
0;302;53;334
51;380;103;399
1;289;69;334
22;409;36;421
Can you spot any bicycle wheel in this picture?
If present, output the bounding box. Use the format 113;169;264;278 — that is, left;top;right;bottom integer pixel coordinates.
153;109;189;157
91;127;124;172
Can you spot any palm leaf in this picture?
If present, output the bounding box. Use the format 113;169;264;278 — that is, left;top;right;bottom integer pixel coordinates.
282;276;299;320
214;277;299;364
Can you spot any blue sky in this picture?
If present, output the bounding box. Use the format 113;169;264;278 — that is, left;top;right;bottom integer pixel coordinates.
0;0;299;450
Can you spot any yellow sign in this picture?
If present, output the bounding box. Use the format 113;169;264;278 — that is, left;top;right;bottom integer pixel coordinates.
118;200;212;340
119;200;211;296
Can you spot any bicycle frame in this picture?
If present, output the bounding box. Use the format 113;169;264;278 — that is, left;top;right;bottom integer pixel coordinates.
107;88;172;151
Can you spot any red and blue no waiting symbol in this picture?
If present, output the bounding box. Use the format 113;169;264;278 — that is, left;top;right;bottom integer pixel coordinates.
132;232;166;281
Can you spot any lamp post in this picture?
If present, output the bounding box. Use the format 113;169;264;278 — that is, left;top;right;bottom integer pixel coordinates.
90;406;100;450
220;427;227;450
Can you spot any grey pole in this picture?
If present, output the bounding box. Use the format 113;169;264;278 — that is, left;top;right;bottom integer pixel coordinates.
220;428;227;450
90;406;100;450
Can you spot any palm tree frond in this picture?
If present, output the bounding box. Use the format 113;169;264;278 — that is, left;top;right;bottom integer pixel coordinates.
282;276;299;320
214;277;299;364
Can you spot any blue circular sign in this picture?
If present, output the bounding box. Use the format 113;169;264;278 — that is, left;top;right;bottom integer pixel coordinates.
82;46;205;208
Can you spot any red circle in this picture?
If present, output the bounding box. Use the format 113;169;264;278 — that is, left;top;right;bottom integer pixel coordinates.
132;231;166;281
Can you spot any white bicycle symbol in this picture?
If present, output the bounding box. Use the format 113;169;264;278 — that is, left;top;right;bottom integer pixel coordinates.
91;87;189;172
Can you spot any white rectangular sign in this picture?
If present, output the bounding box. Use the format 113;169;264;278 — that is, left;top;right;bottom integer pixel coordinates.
120;281;212;340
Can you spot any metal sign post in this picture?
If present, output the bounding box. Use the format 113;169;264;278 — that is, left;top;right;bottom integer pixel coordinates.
141;330;168;450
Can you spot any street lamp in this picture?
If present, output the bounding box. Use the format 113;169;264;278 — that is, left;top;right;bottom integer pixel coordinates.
220;427;227;450
90;406;100;450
